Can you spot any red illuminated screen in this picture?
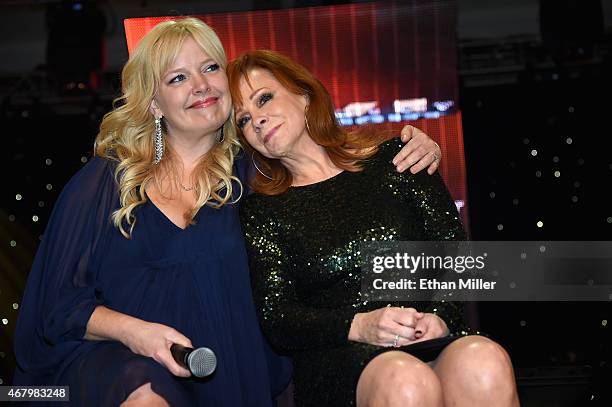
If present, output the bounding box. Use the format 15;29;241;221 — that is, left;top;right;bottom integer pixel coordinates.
124;0;468;226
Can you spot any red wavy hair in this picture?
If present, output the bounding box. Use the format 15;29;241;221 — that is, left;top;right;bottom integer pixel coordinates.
227;50;384;195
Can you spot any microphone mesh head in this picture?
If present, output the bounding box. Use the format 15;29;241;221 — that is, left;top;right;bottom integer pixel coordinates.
188;347;217;377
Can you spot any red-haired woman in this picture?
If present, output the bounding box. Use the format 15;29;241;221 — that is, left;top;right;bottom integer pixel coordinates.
228;50;520;407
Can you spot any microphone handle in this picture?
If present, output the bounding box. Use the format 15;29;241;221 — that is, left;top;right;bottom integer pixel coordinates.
170;343;193;370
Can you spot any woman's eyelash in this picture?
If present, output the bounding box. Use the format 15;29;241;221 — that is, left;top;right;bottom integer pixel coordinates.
257;93;273;106
168;64;219;84
169;74;186;84
205;63;220;72
236;93;273;129
237;115;250;129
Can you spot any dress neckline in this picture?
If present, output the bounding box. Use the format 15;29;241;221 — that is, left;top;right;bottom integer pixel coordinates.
290;170;348;189
145;190;199;232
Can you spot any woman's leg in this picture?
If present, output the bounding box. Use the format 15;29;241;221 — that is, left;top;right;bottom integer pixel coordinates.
62;342;191;406
432;335;520;407
120;382;169;407
356;351;444;407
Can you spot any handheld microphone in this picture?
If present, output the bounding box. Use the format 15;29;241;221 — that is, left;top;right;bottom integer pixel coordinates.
170;343;217;378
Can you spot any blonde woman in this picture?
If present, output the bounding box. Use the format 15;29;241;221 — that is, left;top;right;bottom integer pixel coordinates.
13;18;441;406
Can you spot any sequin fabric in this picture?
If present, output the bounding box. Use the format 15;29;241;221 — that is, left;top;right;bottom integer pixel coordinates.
241;139;469;406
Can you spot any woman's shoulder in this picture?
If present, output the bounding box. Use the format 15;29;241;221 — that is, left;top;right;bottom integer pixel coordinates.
374;137;404;161
233;149;254;182
241;191;270;213
79;155;116;175
56;155;118;206
66;155;116;187
39;155;120;242
240;189;287;225
359;137;402;172
363;137;443;186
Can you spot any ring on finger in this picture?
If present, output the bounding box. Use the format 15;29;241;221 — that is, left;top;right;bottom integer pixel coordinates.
392;334;400;348
431;151;440;162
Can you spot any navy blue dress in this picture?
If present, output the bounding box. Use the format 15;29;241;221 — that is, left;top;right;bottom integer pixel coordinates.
13;155;291;406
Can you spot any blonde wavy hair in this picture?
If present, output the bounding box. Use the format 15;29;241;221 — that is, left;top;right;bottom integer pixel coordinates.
95;18;242;238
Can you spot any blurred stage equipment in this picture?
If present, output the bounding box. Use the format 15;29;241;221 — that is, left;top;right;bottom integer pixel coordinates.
46;0;106;91
539;0;604;61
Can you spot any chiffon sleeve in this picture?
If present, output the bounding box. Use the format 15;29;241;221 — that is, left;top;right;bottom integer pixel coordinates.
14;156;119;377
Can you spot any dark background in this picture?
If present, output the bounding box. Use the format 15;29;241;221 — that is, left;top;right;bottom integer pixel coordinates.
1;1;611;405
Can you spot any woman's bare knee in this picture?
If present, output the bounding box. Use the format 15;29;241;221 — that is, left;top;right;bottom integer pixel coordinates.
435;335;519;406
120;382;169;407
357;351;443;407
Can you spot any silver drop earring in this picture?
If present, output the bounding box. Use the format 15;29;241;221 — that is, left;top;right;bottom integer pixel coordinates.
154;117;164;164
216;126;224;143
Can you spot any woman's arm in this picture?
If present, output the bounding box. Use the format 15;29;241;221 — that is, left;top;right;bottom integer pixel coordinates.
85;306;193;377
14;157;191;377
388;139;470;334
242;203;357;351
243;198;434;351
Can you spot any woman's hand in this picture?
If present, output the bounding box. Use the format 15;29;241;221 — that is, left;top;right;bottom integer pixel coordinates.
413;313;449;342
122;320;194;377
392;125;441;175
348;307;423;347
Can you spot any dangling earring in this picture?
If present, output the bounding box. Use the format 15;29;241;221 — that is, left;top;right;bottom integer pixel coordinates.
216;126;225;143
251;151;273;180
154;117;164;164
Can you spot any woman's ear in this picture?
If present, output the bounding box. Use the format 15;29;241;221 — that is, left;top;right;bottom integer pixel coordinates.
303;94;310;112
149;99;163;119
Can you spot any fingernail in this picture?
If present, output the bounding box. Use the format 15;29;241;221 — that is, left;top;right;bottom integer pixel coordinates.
416;330;422;335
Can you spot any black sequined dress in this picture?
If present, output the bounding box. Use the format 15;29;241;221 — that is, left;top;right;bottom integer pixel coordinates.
241;140;469;406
